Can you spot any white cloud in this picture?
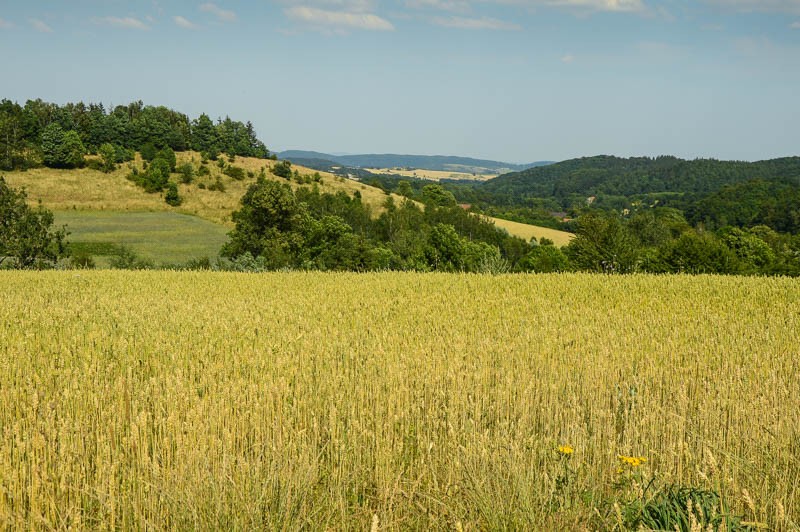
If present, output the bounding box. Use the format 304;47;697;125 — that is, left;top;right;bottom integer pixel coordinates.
544;0;645;12
561;53;575;62
432;15;521;29
29;18;53;33
791;21;800;27
200;2;237;22
174;15;199;28
406;0;471;12
285;6;394;31
702;0;800;14
0;17;13;29
91;16;149;30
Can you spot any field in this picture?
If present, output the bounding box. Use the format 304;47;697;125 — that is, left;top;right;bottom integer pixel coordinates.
1;271;798;529
54;211;229;266
491;217;575;246
365;167;498;182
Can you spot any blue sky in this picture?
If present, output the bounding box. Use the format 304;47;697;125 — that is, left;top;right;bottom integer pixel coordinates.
0;0;799;163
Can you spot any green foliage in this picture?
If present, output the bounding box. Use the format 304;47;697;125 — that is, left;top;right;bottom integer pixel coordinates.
272;160;292;179
164;182;182;206
108;245;154;269
140;142;158;162
0;177;67;268
41;124;86;169
565;211;640;273
518;243;571;272
619;485;750;531
156;146;177;172
207;176;226;192
98;143;117;173
223;165;246;180
422;184;457;207
177;163;194;184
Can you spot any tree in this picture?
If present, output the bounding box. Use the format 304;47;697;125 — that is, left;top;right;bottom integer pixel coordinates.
0;177;67;268
565;211;640;273
222;179;308;263
41;123;85;168
422;184;457;207
157;146;177;172
98;143;117;173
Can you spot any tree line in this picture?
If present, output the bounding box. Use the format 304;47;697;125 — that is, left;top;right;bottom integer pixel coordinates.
0;99;271;171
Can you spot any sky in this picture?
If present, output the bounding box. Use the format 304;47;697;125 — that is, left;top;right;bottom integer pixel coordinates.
0;1;799;163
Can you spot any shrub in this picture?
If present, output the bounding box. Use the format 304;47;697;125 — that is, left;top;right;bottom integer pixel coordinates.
164;182;182;206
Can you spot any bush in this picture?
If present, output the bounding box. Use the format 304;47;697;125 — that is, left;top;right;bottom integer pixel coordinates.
156;146;177;172
208;177;226;192
197;165;210;177
272;160;292;179
140;143;157;162
178;163;194;184
164;182;182;206
223;165;246;181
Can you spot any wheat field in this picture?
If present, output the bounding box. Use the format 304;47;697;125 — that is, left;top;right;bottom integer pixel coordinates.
1;271;798;529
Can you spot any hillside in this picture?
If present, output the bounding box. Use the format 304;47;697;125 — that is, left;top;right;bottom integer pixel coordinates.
3;151;571;263
279;150;552;174
482;155;800;202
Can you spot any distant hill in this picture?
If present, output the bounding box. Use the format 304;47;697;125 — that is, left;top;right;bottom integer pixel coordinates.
278;150;552;173
481;155;800;201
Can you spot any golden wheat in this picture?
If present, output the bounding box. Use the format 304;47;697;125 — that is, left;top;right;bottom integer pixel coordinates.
0;271;797;529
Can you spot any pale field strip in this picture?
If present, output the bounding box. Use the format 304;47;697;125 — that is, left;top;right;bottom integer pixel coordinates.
365;168;498;182
0;271;798;529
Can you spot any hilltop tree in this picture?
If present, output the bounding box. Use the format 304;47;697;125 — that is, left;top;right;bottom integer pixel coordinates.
0;177;67;268
41;123;86;168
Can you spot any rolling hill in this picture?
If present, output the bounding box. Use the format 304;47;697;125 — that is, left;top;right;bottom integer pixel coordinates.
3;151;572;264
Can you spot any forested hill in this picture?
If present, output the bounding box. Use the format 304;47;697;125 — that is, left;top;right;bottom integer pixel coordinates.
278;150;552;173
481;155;800;201
0;99;271;171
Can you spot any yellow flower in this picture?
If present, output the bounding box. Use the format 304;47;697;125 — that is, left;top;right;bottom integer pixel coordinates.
617;454;647;468
557;445;575;456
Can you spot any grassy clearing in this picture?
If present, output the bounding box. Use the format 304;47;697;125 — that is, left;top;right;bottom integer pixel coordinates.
55;210;229;265
1;271;797;529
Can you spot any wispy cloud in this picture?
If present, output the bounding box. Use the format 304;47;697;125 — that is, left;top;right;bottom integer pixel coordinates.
406;0;471;12
200;2;237;22
561;53;576;62
285;6;394;31
539;0;646;12
0;17;13;29
91;16;149;30
702;0;800;14
174;15;199;29
432;15;521;29
29;18;53;33
791;21;800;28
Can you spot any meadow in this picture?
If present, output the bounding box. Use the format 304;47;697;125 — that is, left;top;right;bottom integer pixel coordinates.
1;271;797;529
55;211;229;266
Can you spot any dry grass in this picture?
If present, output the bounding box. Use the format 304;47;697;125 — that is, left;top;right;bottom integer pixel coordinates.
3;153;406;227
490;216;575;246
1;271;798;529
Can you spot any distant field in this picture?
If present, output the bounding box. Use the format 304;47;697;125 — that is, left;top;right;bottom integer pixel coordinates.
366;167;498;181
490;216;574;246
55;211;229;265
1;271;798;529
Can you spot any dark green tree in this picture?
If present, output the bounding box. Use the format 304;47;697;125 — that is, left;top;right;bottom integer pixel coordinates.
0;177;68;268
